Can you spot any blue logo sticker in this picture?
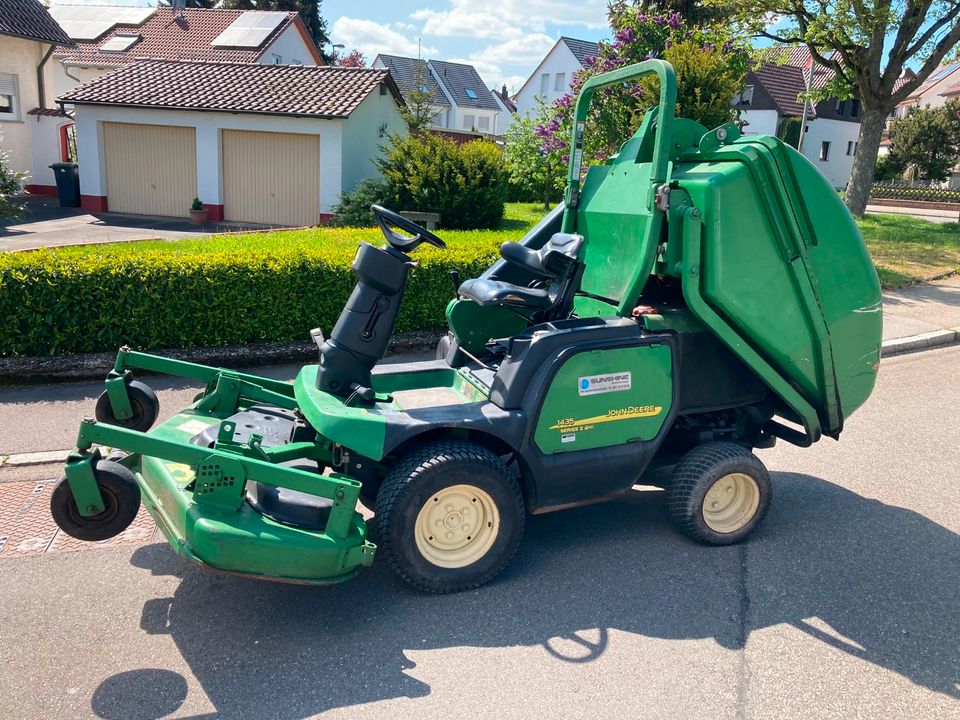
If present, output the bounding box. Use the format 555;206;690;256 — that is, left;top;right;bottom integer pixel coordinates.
580;378;590;390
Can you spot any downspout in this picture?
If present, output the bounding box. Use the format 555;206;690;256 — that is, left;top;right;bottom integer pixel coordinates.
37;43;55;109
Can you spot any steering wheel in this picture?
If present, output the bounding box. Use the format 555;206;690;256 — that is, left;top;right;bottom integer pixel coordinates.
371;205;446;253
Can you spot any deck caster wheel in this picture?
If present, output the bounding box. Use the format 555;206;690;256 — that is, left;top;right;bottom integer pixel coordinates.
50;460;141;541
95;379;160;432
372;441;524;593
435;333;452;360
667;442;771;545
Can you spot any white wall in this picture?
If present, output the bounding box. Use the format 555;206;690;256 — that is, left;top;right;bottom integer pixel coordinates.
801;117;861;189
49;63;105;104
74;105;355;213
738;109;779;137
257;23;316;66
514;41;580;119
0;36;49;179
491;91;513;135
29;114;71;189
339;87;406;195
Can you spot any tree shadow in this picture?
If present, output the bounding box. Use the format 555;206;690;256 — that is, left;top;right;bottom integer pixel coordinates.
92;472;960;718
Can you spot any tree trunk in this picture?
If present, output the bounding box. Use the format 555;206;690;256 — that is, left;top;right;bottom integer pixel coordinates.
844;107;888;217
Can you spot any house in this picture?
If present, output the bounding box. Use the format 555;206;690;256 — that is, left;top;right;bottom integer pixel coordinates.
491;85;516;135
59;61;405;225
372;54;501;135
513;37;600;119
737;48;862;189
0;0;73;193
19;6;322;195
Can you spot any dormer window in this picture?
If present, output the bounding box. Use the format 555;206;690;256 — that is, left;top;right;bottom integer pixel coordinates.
465;88;478;99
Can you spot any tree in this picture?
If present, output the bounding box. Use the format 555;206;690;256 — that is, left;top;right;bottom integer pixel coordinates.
332;49;365;67
734;0;960;216
532;9;749;184
610;0;739;26
503;98;567;205
888;104;960;180
0;139;27;221
399;62;438;134
220;0;327;46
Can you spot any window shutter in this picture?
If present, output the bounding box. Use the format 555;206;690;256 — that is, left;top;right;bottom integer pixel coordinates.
0;73;17;96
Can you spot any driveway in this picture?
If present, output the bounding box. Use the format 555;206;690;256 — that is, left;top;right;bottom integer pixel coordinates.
1;195;237;252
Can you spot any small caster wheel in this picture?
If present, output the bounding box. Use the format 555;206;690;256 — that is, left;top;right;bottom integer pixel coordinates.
95;379;160;432
435;333;452;361
667;442;771;545
50;459;141;541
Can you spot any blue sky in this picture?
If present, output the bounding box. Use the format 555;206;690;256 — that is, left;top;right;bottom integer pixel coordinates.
324;0;611;93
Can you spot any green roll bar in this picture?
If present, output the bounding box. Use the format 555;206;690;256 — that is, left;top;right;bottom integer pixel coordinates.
562;59;677;232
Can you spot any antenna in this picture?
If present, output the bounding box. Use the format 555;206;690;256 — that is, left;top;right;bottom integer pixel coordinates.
418;38;421;59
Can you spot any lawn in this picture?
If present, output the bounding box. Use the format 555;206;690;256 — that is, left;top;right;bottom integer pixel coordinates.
858;214;960;288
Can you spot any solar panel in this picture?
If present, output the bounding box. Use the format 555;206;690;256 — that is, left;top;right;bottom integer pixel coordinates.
212;11;288;48
49;6;155;41
99;34;142;53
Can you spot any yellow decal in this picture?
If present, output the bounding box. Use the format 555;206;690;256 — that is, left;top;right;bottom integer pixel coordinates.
549;405;663;431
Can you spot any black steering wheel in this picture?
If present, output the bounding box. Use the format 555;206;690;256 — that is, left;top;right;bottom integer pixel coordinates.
371;205;446;252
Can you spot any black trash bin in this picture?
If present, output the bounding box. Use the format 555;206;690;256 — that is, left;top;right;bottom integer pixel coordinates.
50;162;80;207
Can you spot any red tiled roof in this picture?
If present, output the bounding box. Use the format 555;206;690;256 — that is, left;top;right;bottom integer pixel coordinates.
54;8;318;67
0;0;72;46
27;107;73;117
60;60;402;119
751;63;807;117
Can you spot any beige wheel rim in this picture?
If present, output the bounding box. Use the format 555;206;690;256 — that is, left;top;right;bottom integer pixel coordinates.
414;484;500;568
702;472;760;533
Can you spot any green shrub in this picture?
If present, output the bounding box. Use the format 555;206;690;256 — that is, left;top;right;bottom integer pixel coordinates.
0;227;507;357
377;134;509;230
332;178;390;227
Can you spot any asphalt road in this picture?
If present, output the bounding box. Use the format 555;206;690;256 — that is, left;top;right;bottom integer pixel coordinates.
1;346;958;719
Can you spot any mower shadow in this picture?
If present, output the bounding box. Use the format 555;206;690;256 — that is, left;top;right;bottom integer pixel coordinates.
94;471;960;718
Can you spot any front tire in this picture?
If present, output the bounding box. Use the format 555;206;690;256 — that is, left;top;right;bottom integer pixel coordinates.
50;460;141;541
372;441;524;593
667;442;771;545
95;379;160;432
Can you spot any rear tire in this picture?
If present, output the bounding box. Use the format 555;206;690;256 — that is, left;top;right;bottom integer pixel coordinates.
50;460;141;541
95;380;160;433
667;442;771;545
372;441;524;593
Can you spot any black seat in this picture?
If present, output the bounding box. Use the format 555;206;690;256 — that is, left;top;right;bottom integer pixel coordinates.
457;278;551;310
457;233;583;315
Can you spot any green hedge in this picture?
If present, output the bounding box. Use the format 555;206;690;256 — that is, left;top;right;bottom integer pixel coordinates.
0;228;504;357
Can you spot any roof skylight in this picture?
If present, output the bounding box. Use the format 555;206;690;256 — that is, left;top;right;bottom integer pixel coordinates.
99;34;142;53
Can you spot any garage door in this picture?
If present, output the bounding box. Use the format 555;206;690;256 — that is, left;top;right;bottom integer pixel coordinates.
103;122;196;217
222;130;320;226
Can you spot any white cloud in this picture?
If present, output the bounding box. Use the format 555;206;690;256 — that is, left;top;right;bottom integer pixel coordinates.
411;0;607;42
449;34;555;91
392;22;416;33
331;17;437;59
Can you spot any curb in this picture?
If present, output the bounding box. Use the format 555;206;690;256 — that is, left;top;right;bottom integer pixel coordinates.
0;450;69;470
880;328;960;357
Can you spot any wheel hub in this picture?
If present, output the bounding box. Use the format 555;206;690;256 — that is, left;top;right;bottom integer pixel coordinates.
415;484;500;568
702;472;760;533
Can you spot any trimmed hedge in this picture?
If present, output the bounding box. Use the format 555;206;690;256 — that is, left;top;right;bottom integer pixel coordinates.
0;228;505;357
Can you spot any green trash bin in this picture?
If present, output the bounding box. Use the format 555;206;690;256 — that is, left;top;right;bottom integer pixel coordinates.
50;162;80;207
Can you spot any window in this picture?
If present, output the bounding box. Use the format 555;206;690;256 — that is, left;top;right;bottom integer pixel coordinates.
835;99;846;115
0;73;19;121
851;99;861;117
846;141;858;156
419;84;429;93
540;73;550;94
819;140;831;161
433;111;445;127
465;88;478;100
554;72;566;90
272;54;282;64
477;115;490;131
463;114;475;130
735;85;754;106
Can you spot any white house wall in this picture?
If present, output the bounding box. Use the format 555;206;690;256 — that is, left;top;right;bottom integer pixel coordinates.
0;36;48;181
738;109;779;137
339;89;406;196
73;105;350;217
257;24;315;66
514;41;581;119
801;117;860;189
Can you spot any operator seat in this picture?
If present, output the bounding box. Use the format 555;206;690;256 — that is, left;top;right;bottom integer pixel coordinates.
458;233;584;320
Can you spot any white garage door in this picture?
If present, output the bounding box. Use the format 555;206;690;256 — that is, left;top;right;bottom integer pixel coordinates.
222;130;320;226
103;122;196;217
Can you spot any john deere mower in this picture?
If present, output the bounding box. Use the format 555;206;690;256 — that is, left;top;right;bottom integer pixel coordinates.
51;60;882;592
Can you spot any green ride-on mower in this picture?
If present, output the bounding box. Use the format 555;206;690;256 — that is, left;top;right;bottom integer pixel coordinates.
50;60;882;593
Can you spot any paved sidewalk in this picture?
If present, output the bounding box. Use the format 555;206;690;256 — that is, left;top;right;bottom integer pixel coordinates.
881;275;960;354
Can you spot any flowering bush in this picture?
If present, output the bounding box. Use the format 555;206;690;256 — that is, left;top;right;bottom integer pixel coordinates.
531;8;750;192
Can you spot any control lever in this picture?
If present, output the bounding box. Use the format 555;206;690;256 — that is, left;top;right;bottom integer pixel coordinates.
450;270;461;294
344;383;393;407
310;327;325;350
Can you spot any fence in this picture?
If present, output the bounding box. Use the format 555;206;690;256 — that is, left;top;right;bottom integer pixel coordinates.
870;183;960;203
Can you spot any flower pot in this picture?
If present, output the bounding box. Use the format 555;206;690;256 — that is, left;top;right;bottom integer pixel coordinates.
189;208;208;225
